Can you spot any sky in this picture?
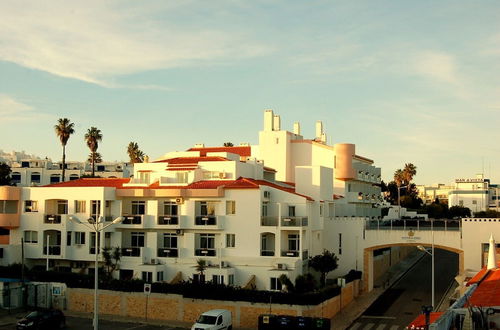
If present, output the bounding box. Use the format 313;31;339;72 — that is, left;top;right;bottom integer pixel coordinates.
0;0;499;185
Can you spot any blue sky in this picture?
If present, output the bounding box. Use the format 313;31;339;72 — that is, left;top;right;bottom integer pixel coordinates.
1;0;499;184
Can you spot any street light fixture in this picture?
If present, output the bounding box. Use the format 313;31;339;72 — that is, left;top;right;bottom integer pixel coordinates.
417;220;435;310
69;215;123;330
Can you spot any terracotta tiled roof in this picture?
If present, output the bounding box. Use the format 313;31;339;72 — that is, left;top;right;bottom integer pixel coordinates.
44;178;130;188
406;313;443;329
188;146;252;157
153;156;228;164
224;178;313;201
466;266;500;307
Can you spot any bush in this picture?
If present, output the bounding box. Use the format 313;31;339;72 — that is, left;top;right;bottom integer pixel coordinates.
344;269;362;283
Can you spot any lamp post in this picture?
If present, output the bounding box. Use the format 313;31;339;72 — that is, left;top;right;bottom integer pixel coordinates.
69;215;123;330
417;220;435;310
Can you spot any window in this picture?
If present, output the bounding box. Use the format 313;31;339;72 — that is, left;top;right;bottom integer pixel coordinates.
472;200;477;205
228;274;234;286
226;201;236;215
320;204;323;217
90;232;101;253
163;233;177;248
69;174;79;181
67;231;72;246
288;234;299;251
131;232;145;247
176;172;188;183
50;174;60;184
199;201;216;216
226;234;235;248
0;200;17;214
57;200;68;214
131;201;146;215
199;234;215;249
163;202;178;216
30;172;41;183
212;275;224;284
157;271;164;282
75;200;86;213
24;231;38;243
21;161;29;168
261;202;268;217
75;232;86;245
338;233;342;255
288;205;296;217
142;271;152;283
97;165;105;172
270;277;282;291
24;200;38;212
91;200;101;218
11;172;21;184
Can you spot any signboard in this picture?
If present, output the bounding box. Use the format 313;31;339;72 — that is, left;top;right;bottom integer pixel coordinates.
401;229;421;241
455;178;485;183
144;283;151;295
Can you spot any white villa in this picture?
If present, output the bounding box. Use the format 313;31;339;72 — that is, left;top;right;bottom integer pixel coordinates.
0;110;383;290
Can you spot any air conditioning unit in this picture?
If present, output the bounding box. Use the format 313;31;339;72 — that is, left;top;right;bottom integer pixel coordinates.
264;191;271;199
277;263;287;270
176;229;184;235
150;258;158;265
175;197;184;204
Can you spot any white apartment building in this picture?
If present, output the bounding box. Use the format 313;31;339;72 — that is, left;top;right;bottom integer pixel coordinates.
416;183;454;204
448;174;499;213
0;111;382;290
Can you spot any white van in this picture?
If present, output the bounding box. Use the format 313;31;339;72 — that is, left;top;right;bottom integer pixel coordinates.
191;309;232;330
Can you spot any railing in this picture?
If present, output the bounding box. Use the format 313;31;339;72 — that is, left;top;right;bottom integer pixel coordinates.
260;250;275;256
365;219;461;231
158;215;179;225
281;216;308;227
122;215;142;225
195;215;217;226
121;247;141;257
261;216;278;226
157;248;179;257
281;250;299;257
43;245;61;255
44;214;62;224
195;248;216;256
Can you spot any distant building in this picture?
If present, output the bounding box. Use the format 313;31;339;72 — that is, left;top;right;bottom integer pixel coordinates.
448;174;499;213
416;183;453;205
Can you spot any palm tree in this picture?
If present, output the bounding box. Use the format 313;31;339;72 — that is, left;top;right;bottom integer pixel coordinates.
87;152;102;165
127;142;145;163
84;127;102;177
403;163;417;187
394;168;405;209
195;259;207;283
54;118;75;182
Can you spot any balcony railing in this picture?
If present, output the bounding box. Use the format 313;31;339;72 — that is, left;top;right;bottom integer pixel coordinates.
122;215;142;225
280;216;308;227
43;245;61;255
260;250;275;256
261;216;278;226
195;248;216;257
195;215;217;226
281;250;299;257
44;214;62;224
121;247;141;257
158;215;179;225
157;248;179;258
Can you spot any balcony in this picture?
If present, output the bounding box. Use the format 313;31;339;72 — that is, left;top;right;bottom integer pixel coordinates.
158;215;179;225
195;248;216;257
43;245;61;256
280;216;308;227
122;215;142;225
121;247;141;257
261;216;278;226
195;215;217;226
260;250;275;256
44;214;62;224
281;250;299;257
157;248;179;258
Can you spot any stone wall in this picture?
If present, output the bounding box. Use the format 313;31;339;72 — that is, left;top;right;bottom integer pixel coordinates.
66;279;360;328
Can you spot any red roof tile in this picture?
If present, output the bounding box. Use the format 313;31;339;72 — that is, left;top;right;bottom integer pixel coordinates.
406;313;443;329
153;156;228;164
466;267;500;307
44;178;130;188
188;146;252;157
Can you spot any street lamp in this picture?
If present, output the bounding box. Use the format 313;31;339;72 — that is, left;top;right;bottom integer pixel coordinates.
417;220;435;310
69;215;123;330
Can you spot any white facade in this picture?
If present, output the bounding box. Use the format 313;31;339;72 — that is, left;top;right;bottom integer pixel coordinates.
448;175;495;213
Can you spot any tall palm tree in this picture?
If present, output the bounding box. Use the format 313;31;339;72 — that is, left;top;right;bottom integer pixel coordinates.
403;163;417;188
394;168;405;208
84;127;102;177
127;142;145;163
54;118;75;182
87;152;102;165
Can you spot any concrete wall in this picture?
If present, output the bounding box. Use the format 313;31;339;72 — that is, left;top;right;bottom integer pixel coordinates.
66;280;360;328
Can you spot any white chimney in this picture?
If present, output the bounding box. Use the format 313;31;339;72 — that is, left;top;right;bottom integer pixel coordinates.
293;122;301;135
487;233;497;270
273;115;281;131
264;110;274;131
315;121;323;139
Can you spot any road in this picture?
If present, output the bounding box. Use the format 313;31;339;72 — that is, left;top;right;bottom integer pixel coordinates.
348;249;458;329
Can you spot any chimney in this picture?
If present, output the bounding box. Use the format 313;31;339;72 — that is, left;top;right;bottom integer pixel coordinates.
315;121;323;140
264;110;274;131
194;143;205;148
293;122;301;135
273;115;281;131
321;132;327;143
487;233;497;270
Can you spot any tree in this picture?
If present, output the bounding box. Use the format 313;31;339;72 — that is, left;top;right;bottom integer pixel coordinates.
223;142;234;147
294;273;316;293
127;142;145;163
195;259;207;283
449;205;471;218
84;127;102;177
54;118;75;182
0;163;13;186
402;163;417;188
308;250;339;287
87;152;102;165
102;247;121;278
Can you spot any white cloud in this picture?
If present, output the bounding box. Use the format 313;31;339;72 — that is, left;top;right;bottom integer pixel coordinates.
0;0;271;87
0;94;51;122
412;51;460;84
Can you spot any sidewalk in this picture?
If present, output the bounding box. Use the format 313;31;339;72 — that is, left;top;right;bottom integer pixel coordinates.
331;250;425;330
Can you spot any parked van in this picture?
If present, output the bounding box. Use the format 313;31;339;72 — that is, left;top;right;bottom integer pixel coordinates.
191;309;232;330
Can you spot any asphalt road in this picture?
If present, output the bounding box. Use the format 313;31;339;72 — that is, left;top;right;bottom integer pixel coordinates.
348;249;458;329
